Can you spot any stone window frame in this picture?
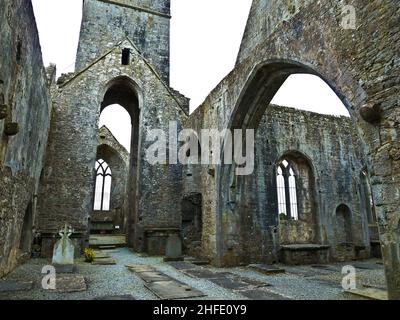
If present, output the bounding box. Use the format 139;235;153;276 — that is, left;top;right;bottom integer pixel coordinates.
94;159;112;211
276;159;299;220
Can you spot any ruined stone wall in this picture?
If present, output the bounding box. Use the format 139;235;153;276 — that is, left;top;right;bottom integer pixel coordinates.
0;0;52;277
183;0;399;296
37;40;187;256
185;105;369;264
237;0;314;65
76;0;171;83
247;105;369;263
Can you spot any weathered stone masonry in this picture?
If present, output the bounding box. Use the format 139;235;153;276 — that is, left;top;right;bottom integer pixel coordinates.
185;0;399;298
0;0;399;300
0;0;52;277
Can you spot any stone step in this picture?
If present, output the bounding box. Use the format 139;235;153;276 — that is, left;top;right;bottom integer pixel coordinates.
91;259;117;265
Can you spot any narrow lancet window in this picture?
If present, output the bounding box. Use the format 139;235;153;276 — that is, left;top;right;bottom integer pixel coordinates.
94;159;112;211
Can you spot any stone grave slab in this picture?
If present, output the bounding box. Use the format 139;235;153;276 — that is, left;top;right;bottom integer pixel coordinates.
241;289;290;300
311;264;342;272
168;261;198;271
236;276;271;287
0;280;34;292
183;269;221;279
209;277;249;291
54;275;87;293
353;262;383;270
93;252;111;259
125;265;155;273
249;264;285;275
345;287;388;300
138;271;172;283
145;280;206;300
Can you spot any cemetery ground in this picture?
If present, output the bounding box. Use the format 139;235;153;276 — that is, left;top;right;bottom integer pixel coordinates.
0;248;387;300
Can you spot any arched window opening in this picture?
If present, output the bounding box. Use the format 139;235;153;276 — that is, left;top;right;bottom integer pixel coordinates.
277;159;299;220
94;159;112;211
99;104;132;152
271;74;350;117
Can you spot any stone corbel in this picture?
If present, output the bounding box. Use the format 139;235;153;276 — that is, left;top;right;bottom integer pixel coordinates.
359;104;382;124
4;122;19;136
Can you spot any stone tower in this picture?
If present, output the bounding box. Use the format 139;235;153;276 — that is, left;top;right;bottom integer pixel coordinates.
75;0;171;83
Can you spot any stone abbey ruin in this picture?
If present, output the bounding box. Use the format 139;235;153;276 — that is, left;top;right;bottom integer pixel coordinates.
0;0;399;300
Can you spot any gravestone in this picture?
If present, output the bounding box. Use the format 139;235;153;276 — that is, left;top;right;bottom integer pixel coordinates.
164;234;183;262
52;224;75;272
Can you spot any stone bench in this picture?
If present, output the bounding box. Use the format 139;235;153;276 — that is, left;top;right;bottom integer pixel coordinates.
280;244;330;265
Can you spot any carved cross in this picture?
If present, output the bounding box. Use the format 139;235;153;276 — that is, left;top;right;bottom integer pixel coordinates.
59;224;73;240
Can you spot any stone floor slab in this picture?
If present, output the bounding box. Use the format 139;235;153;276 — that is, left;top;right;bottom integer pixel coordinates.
168;261;198;270
53;275;87;293
183;269;223;279
345;288;388;300
145;280;206;300
137;271;172;283
91;259;117;265
125;264;155;273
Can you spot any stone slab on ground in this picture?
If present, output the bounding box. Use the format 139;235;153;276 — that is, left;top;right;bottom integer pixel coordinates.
145;280;206;300
236;276;271;287
345;288;388;300
311;265;341;271
240;289;291;300
353;262;383;270
168;261;198;270
93;253;111;259
249;264;285;275
137;271;173;283
209;277;250;291
125;264;155;273
163;257;184;262
94;295;136;300
183;269;223;279
91;259;117;265
0;280;34;292
54;275;87;293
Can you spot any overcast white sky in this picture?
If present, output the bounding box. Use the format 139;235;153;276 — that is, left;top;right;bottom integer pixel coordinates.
32;0;349;151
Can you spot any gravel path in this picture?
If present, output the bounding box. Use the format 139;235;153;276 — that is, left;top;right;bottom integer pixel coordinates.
0;249;385;300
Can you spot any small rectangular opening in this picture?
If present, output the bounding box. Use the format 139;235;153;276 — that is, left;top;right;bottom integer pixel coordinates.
122;48;131;65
